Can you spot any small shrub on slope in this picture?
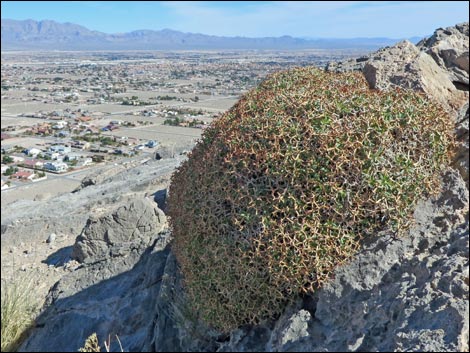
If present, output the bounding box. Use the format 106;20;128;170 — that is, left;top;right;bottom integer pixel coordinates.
168;67;454;332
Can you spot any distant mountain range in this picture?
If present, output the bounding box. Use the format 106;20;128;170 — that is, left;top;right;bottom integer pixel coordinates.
1;19;423;51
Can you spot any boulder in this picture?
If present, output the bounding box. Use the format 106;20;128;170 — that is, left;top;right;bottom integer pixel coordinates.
72;198;167;263
325;55;369;73
20;210;171;352
418;22;469;89
73;163;127;192
326;23;469;114
362;40;467;113
46;233;56;244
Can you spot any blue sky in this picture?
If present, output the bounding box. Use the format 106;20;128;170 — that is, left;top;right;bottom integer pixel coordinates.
1;1;468;38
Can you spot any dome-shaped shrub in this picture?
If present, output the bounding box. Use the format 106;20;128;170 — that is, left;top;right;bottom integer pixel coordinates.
168;67;454;332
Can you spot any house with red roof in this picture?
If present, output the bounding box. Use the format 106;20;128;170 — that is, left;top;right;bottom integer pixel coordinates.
12;170;35;181
22;159;44;169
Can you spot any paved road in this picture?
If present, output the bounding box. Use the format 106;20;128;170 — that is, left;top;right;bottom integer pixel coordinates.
2;151;155;191
105;94;239;115
2;94;238;119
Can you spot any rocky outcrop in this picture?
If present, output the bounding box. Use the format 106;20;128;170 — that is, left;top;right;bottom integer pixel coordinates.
326;23;469;113
362;40;466;112
20;237;172;352
418;22;469;90
324;55;369;73
72;163;128;192
453;104;469;186
1;156;181;248
72;199;167;263
20;200;171;352
23;171;467;352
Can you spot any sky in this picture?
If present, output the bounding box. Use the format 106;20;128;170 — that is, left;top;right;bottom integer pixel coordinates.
1;1;469;38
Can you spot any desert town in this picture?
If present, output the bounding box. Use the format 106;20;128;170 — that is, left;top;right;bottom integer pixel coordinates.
1;49;362;204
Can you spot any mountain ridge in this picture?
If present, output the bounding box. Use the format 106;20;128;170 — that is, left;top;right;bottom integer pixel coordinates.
1;18;422;51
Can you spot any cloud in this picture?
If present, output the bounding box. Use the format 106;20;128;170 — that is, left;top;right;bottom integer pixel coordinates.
2;1;468;37
160;1;469;38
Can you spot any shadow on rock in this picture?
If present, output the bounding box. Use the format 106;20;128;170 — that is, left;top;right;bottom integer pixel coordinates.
20;238;171;352
42;246;73;267
152;189;167;213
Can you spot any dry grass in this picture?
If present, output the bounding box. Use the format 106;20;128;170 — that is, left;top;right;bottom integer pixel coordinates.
1;276;41;352
79;333;124;352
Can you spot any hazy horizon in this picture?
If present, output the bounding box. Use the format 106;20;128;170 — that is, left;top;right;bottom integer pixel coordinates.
2;1;468;39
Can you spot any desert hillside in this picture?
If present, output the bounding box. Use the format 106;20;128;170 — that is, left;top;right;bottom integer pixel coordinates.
2;22;468;352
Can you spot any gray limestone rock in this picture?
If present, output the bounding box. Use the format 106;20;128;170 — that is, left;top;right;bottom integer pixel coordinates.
72;198;167;263
453;104;469;187
73;163;127;192
327;23;469;114
325;55;370;73
46;233;56;244
362;40;467;113
418;22;469;89
19;226;172;352
278;310;311;347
